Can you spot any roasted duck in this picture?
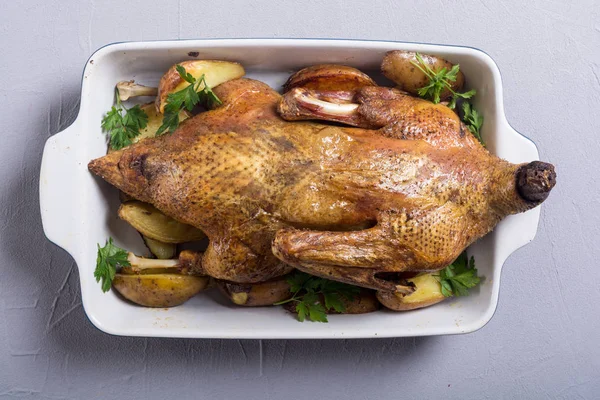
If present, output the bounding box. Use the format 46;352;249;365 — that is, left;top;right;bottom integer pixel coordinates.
89;68;555;294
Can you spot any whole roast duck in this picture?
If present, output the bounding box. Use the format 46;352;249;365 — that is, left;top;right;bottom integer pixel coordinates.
89;52;556;295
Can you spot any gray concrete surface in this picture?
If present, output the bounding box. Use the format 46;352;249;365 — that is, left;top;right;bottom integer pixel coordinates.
1;0;599;398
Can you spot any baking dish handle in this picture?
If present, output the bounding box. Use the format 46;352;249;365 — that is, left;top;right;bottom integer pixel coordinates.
39;120;82;256
493;120;542;260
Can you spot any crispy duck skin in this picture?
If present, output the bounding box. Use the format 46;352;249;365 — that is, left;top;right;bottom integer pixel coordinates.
89;78;555;291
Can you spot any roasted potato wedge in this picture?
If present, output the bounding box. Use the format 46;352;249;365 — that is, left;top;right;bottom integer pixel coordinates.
113;271;209;307
381;50;464;100
118;201;206;243
142;236;177;259
114;255;208;307
377;273;446;311
218;275;291;306
283;64;376;92
135;103;191;143
156;60;245;113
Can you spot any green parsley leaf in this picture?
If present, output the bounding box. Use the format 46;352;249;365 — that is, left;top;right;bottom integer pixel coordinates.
100;106;122;132
411;53;485;145
100;89;149;150
197;74;223;109
436;251;481;297
456;89;476;100
445;64;460;82
296;302;308;322
462;102;485;145
122;104;149;131
317;279;360;301
440;279;454;298
298;292;328;323
301;291;319;304
176;64;196;84
323;292;345;313
286;270;313;293
274;270;361;322
411;53;476;109
308;302;328;323
167;81;200;112
156;102;183;135
155;66;222;136
94;237;130;293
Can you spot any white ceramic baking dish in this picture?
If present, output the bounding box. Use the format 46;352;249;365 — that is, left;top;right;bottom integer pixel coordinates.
39;39;541;339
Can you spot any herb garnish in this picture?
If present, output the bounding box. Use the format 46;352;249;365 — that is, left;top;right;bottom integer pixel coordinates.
101;88;149;150
94;237;130;292
156;65;222;136
436;251;481;297
461;102;484;145
275;271;361;322
411;53;485;144
411;53;476;109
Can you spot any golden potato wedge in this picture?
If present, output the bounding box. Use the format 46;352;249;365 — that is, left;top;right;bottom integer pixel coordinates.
113;272;209;307
156;60;245;113
218;275;291;306
377;273;446;311
381;50;464;100
142;236;177;259
283;64;376;92
118;201;206;243
134;103;191;143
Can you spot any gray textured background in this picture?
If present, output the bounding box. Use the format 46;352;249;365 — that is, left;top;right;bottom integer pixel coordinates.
1;0;599;398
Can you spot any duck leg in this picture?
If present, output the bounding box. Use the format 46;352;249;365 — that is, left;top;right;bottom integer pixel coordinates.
272;225;416;293
278;86;474;149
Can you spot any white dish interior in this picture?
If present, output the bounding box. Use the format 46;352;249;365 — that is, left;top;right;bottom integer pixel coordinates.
40;39;540;338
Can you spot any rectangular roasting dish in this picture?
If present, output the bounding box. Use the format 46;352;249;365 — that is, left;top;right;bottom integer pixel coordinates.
40;39;541;339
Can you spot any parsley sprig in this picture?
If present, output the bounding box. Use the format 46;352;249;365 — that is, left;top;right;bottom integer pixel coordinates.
436;251;481;297
411;53;485;145
275;271;361;322
462;102;484;145
411;53;476;109
101;88;149;150
156;65;222;136
94;238;130;292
